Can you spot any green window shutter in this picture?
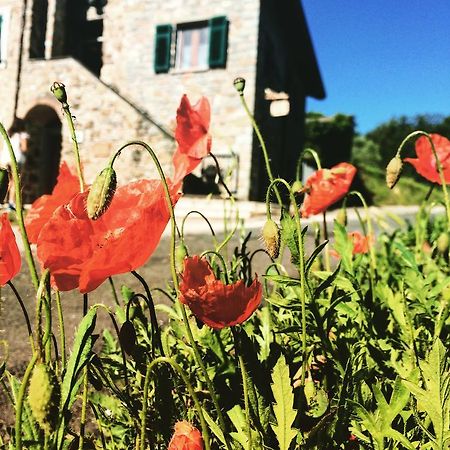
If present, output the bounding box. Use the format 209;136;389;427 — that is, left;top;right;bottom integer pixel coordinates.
208;16;228;68
154;24;172;73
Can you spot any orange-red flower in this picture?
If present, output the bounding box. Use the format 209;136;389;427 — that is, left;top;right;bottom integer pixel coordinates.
173;95;212;185
404;134;450;184
301;163;356;218
331;231;372;258
25;162;81;243
0;213;21;285
35;95;211;293
168;421;204;450
179;256;262;329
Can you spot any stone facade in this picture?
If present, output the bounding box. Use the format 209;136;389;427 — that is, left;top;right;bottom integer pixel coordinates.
0;0;324;202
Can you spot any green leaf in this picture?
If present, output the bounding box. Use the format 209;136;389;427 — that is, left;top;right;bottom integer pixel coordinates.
270;354;299;450
202;408;227;447
403;339;450;450
333;221;353;273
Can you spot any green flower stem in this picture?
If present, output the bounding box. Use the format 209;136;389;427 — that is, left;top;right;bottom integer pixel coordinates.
79;294;89;450
54;289;66;369
348;191;377;274
395;130;450;228
199;251;230;284
132;271;164;356
62;104;85;192
0;122;39;290
322;212;331;272
181;210;217;247
238;92;283;206
210;152;234;199
296;147;322;182
34;270;50;358
266;178;308;387
15;351;38;450
108;277;120;306
7;281;34;353
140;356;210;450
110;141;232;449
231;328;252;449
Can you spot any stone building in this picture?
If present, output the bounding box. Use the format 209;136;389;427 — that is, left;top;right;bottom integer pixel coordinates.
0;0;324;202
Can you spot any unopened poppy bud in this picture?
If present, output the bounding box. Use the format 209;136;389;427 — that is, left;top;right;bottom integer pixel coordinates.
437;232;449;254
386;156;403;189
335;208;347;226
28;363;59;434
119;320;137;355
291;180;303;193
233;77;246;95
175;242;188;272
87;166;117;220
262;219;280;259
50;81;67;104
0;167;9;203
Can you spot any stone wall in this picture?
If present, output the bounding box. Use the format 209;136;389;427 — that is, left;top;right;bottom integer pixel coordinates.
101;0;260;198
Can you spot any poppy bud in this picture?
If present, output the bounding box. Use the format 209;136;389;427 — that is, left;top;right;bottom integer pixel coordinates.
87;166;117;220
291;180;303;193
437;232;449;254
119;320;137;355
0;167;9;203
28;363;59;434
386;156;403;189
168;421;204;450
233;77;246;95
175;242;188;272
50;81;68;104
262;219;280;259
335;208;347;227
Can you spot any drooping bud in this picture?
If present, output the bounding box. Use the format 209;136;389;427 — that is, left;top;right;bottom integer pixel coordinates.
437;232;449;254
0;167;9;203
87;166;117;220
262;219;280;259
119;320;137;355
335;208;347;227
175;242;188;272
28;363;59;434
291;180;303;193
386;155;403;189
233;77;246;95
168;421;204;450
50;81;68;104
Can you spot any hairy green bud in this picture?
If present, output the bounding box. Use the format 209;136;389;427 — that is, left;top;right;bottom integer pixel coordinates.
28;364;59;434
87;166;117;220
262;219;280;259
386;156;403;189
233;77;246;95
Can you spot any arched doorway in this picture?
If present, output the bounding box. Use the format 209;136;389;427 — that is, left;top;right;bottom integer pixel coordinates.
23;105;62;203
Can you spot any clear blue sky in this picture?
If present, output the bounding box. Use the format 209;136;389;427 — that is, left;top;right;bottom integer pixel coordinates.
302;1;450;134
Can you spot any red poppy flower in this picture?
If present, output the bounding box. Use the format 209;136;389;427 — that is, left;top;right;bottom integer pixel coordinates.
301;163;356;218
173;95;212;185
179;256;262;329
0;213;21;285
168;421;204;450
36;95;212;293
404;134;450;184
331;231;372;259
25;162;81;243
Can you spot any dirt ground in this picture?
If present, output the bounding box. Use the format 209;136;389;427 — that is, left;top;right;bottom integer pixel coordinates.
0;226;278;428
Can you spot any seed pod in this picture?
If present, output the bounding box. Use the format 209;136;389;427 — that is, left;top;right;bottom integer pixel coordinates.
386;155;403;189
335;208;347;227
87;166;117;220
437;232;449;254
0;167;9;203
262;219;280;259
233;77;246;95
119;320;137;355
28;363;60;434
50;81;67;104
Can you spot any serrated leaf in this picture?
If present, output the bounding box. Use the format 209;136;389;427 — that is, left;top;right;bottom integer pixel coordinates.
333;221;354;273
203;408;227;447
270;354;299;450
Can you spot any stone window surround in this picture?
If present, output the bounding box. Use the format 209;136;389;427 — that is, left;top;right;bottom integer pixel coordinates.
0;6;9;68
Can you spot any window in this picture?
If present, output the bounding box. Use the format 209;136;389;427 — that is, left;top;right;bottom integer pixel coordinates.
0;9;9;65
154;16;228;74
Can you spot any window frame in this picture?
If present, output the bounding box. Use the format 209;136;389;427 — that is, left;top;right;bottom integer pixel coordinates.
0;7;10;67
